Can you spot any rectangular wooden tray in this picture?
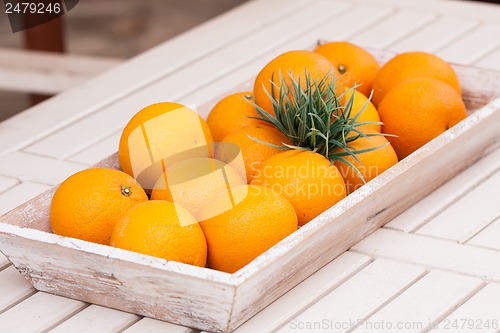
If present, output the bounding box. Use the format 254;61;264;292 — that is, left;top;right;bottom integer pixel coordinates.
1;49;500;332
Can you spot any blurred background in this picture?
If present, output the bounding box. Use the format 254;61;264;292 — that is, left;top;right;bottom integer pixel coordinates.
0;0;247;121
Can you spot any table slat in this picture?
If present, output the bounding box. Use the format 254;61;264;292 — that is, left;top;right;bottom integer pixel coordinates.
277;259;426;333
360;0;500;22
386;148;500;232
49;305;140;333
468;217;500;251
0;151;85;186
0;255;9;270
123;317;197;333
416;170;500;243
0;47;121;95
67;131;121;166
430;283;500;332
0;181;52;216
0;175;18;194
437;24;500;64
182;3;394;113
351;270;483;332
473;46;500;71
353;229;500;281
0;266;35;313
349;9;435;49
233;252;371;333
389;16;478;53
0;292;86;333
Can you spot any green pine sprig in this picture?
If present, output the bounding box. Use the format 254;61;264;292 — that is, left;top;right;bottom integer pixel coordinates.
250;69;389;183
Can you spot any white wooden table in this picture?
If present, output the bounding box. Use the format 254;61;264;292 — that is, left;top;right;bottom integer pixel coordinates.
1;0;500;332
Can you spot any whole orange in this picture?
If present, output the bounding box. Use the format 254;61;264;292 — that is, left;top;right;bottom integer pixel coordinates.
344;88;381;133
251;150;346;226
118;102;213;192
378;77;467;159
207;92;267;142
314;41;380;97
215;125;291;183
372;51;462;106
150;158;245;219
198;185;297;273
110;200;207;267
334;129;398;194
253;50;337;116
50;168;148;245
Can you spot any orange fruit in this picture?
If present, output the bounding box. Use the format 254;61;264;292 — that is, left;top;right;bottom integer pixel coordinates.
118;102;213;192
198;184;297;273
251;150;346;226
253;50;337;116
206;92;267;142
150;158;245;219
372;51;462;106
50;168;148;245
215;125;291;183
378;77;467;159
344;88;381;133
110;200;207;267
334;129;398;194
314;41;379;97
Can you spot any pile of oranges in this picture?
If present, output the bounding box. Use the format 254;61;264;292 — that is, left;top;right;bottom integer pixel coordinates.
50;41;466;274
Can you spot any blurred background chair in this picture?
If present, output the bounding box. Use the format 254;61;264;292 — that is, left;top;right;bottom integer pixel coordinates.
0;17;121;105
0;0;248;121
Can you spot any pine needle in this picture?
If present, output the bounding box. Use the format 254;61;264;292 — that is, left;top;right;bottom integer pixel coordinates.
250;69;387;183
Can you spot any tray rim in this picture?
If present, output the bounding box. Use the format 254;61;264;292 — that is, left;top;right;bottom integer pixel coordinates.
1;59;500;286
0;222;238;285
3;89;499;283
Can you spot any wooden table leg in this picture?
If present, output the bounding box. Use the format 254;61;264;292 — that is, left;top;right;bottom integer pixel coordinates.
24;16;65;105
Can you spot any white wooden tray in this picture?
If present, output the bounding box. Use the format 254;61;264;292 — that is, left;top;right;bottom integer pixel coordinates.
1;50;500;332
